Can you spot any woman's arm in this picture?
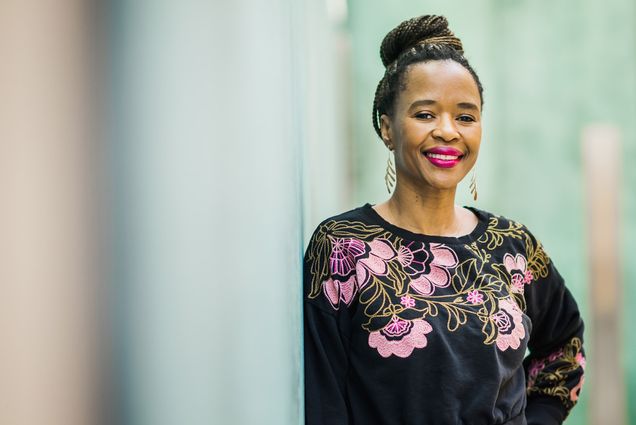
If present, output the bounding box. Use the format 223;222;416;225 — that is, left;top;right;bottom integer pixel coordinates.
522;228;585;425
304;302;351;425
303;224;352;425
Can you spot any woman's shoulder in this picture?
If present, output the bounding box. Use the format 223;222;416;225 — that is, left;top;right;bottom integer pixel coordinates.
308;204;544;253
471;206;548;256
307;203;388;244
470;206;534;234
312;203;386;230
316;204;370;224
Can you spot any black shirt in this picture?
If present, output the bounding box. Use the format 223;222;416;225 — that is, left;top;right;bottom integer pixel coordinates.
304;204;585;425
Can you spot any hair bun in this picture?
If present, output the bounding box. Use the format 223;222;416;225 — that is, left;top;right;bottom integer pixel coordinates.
380;15;464;68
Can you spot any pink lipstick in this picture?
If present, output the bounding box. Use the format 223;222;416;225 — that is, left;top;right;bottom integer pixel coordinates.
423;146;464;168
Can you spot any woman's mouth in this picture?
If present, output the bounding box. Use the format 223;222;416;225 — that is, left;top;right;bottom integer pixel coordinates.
423;147;464;168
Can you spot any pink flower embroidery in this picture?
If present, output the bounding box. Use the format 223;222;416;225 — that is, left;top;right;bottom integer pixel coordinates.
406;243;458;296
504;253;527;273
397;242;428;274
466;290;483;304
548;348;564;362
527;358;546;388
529;360;545;378
322;275;357;309
570;375;585;402
511;274;524;293
575;352;586;370
400;295;416;308
355;238;396;288
368;316;433;358
329;237;366;276
491;297;526;351
523;269;534;283
396;245;416;268
527;348;586;392
503;253;532;293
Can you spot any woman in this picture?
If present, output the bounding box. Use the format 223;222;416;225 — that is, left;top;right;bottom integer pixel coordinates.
303;15;585;425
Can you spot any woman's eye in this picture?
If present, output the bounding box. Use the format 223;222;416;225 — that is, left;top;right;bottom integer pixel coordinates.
457;115;476;122
415;112;434;119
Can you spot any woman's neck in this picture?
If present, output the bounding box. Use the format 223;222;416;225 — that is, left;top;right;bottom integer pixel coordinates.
374;181;474;237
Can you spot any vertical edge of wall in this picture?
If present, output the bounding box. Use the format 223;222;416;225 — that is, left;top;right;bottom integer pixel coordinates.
581;124;626;425
291;0;307;422
301;0;355;240
0;1;99;425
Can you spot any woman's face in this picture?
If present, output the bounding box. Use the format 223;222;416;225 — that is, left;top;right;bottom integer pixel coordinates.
380;60;482;194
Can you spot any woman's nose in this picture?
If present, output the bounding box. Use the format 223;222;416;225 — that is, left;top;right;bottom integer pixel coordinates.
432;114;460;142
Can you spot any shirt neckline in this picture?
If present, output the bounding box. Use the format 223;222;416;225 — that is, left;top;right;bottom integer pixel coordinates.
362;203;490;244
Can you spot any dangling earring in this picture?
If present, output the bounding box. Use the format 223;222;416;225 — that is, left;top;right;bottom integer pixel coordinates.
469;169;478;201
385;150;396;193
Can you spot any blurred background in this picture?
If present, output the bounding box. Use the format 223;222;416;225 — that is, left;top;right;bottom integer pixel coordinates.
0;0;633;424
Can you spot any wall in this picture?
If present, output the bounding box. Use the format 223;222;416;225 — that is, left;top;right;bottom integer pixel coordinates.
110;1;306;424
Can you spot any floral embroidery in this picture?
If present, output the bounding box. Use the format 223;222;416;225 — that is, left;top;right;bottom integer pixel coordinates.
524;270;533;283
329;237;366;276
511;274;523;292
570;376;585;402
528;360;545;382
527;337;585;408
548;348;564;362
504;253;533;293
492;297;526;351
408;243;459;296
575;352;586;370
400;295;416;308
521;225;551;281
306;219;386;299
322;276;357;309
570;352;586;402
368;317;433;358
306;214;561;359
477;216;524;250
396;242;424;273
356;239;396;289
466;290;483;304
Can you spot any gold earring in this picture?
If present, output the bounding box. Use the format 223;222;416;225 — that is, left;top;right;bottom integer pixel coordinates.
385;150;396;193
469;169;478;201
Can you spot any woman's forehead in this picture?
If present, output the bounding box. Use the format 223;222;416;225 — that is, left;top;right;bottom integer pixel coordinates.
400;60;481;104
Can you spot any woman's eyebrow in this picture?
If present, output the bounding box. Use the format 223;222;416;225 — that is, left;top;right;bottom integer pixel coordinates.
408;99;436;109
408;100;480;111
457;102;479;111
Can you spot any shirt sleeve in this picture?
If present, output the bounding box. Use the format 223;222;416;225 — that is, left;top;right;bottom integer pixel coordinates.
303;223;353;425
521;227;586;425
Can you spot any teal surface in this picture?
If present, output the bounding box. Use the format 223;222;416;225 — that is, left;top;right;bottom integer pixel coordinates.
112;1;304;424
347;1;636;423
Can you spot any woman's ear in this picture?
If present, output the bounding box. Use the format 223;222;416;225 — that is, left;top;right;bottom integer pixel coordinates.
380;114;394;150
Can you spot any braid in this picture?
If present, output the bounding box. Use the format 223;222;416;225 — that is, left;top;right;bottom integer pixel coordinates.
371;15;483;140
372;78;386;140
380;15;463;67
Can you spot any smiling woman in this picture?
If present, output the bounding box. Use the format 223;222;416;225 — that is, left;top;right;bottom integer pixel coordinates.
303;15;585;425
379;60;482;196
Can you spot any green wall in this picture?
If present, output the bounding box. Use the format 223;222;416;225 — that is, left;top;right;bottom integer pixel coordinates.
112;1;304;424
347;1;636;423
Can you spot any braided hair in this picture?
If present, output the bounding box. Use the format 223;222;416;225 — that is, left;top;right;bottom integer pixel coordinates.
372;15;484;140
